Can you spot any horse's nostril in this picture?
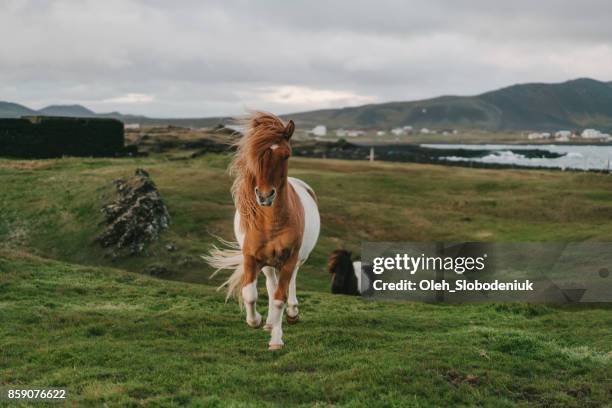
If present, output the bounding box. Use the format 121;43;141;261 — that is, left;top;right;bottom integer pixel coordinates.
255;187;276;203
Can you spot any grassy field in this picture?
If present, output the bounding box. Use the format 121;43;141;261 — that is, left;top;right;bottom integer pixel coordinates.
1;155;612;406
2;250;611;407
4;155;612;288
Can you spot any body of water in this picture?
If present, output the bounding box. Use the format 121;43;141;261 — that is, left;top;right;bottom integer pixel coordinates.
421;144;612;170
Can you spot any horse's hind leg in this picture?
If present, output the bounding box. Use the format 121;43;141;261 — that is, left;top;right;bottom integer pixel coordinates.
286;266;299;324
262;266;277;331
242;256;262;328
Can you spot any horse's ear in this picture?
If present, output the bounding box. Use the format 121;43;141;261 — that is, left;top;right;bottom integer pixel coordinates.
284;120;295;140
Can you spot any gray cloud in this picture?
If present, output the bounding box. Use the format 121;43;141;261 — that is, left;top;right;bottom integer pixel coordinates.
1;0;611;117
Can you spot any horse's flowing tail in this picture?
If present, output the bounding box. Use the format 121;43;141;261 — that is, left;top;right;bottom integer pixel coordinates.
202;238;244;302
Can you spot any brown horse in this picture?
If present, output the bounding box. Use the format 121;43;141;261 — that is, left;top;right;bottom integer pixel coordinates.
205;112;320;350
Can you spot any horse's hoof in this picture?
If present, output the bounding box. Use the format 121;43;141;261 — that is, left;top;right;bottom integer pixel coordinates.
263;323;273;331
286;313;299;325
247;314;262;328
268;343;284;351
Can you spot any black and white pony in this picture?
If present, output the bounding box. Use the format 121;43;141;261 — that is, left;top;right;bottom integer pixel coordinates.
327;250;370;295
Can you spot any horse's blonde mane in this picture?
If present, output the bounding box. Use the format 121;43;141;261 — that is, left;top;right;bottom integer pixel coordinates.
230;111;289;231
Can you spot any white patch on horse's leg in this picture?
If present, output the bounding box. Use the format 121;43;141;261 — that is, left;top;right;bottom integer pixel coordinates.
268;299;285;350
262;266;277;331
242;280;261;328
286;267;299;321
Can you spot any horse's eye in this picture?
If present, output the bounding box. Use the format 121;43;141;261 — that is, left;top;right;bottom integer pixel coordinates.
283;155;290;161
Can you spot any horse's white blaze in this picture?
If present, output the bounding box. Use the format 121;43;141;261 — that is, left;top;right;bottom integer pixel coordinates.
270;144;279;150
233;177;320;346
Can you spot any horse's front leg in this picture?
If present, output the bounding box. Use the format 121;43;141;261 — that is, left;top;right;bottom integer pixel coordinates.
268;255;298;350
261;266;277;331
242;255;261;328
286;266;299;324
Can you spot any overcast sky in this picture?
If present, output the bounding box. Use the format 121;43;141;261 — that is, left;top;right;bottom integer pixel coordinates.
1;0;612;117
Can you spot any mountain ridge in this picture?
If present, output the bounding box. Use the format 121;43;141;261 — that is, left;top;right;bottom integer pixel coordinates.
2;78;612;131
37;104;97;117
285;78;612;131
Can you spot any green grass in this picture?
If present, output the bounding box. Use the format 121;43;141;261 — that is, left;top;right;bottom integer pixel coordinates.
3;155;612;290
1;250;610;407
1;155;612;406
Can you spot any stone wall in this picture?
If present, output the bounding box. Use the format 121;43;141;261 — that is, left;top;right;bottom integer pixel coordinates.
0;116;124;158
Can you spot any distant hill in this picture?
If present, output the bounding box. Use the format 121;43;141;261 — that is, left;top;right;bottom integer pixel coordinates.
0;101;224;128
0;101;37;118
286;78;612;131
38;104;96;117
3;78;612;130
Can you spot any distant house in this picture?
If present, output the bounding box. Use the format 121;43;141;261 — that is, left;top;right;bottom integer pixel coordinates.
554;130;571;142
555;130;571;138
347;129;365;137
335;129;347;137
310;125;327;137
527;132;551;140
124;123;140;130
376;130;386;136
391;128;405;136
581;129;609;139
420;128;431;134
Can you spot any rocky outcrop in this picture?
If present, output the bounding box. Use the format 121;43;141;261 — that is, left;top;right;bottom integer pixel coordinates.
97;169;169;255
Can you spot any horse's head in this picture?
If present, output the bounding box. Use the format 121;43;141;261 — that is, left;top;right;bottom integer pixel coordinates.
253;120;294;206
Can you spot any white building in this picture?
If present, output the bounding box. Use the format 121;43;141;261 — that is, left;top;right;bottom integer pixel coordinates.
420;128;431;134
391;128;405;136
555;130;572;139
347;130;365;137
124;123;140;130
556;135;570;142
311;125;327;137
527;132;552;140
581;129;605;139
335;129;347;137
376;130;386;136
